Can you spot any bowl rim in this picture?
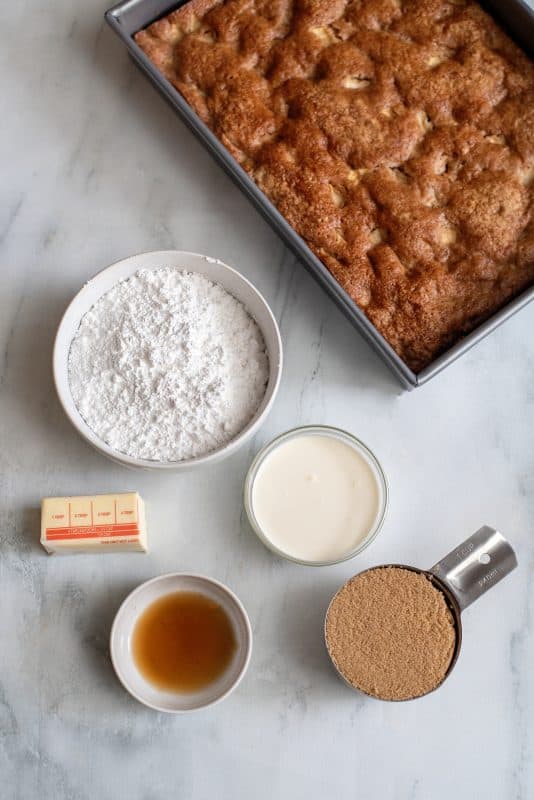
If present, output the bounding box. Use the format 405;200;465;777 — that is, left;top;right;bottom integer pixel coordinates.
243;424;389;566
53;250;283;470
109;572;253;713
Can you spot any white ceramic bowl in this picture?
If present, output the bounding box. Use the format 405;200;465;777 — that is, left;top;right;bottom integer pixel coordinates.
110;573;252;713
53;250;283;470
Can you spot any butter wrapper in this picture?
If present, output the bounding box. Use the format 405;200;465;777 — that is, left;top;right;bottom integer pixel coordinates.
41;492;147;554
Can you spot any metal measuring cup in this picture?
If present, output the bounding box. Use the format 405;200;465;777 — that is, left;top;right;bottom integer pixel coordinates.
325;526;518;700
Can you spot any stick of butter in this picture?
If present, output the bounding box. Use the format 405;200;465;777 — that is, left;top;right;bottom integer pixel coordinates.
41;492;147;554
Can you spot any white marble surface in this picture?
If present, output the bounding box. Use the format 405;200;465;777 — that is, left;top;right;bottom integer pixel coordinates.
2;3;534;798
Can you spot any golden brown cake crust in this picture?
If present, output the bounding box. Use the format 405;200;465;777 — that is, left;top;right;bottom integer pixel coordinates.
136;0;534;371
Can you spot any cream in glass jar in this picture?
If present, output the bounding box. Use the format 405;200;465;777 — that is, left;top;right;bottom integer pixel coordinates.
244;426;388;565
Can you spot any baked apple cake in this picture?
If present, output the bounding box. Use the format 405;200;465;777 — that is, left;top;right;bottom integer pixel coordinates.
136;0;534;370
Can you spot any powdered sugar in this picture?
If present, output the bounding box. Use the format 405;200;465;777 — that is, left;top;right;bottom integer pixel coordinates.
68;268;269;461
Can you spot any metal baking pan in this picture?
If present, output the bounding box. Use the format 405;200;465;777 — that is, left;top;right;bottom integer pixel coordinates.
105;0;534;389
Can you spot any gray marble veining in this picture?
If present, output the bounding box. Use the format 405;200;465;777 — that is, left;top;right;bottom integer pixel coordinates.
1;2;534;798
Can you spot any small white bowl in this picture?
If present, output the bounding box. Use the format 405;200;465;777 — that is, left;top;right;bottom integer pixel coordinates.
110;574;252;713
53;250;283;470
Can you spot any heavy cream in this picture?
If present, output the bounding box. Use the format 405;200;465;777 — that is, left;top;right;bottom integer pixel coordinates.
249;431;385;563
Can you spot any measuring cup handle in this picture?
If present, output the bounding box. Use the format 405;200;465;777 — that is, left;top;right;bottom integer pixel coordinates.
429;526;517;612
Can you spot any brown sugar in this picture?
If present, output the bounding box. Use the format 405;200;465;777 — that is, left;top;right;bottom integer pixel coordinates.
135;0;534;371
325;567;457;700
